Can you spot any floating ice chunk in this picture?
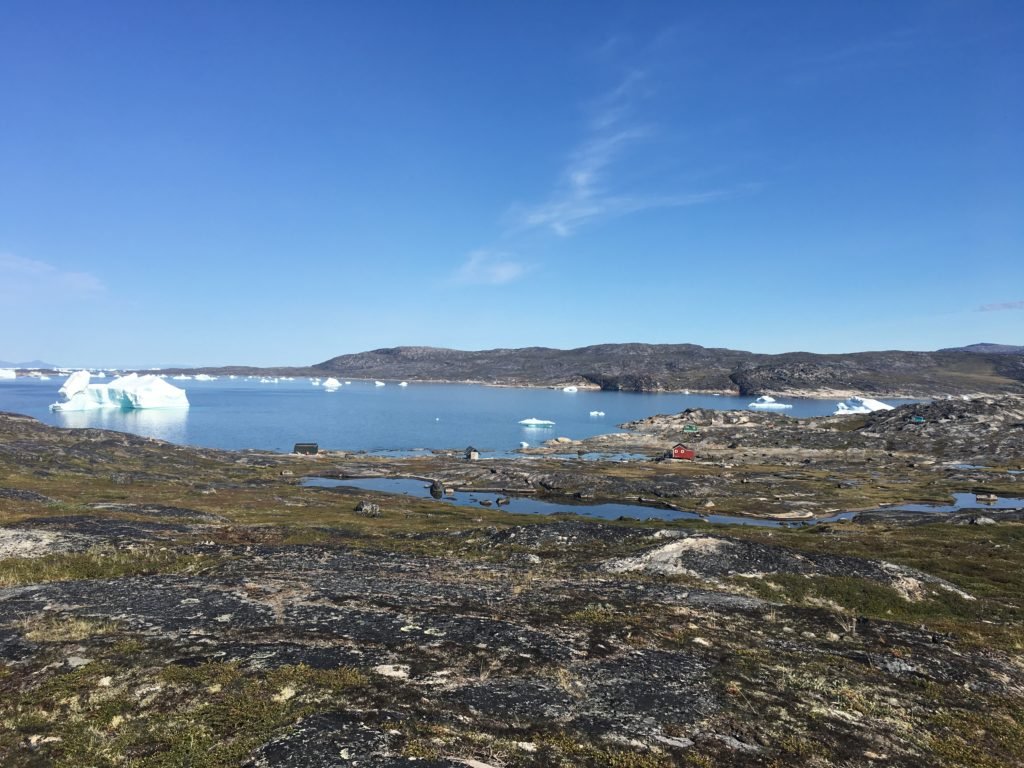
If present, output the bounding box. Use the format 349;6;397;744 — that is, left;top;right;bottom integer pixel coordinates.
562;385;578;393
518;417;555;427
0;369;16;379
50;372;189;411
398;381;408;387
59;370;91;399
519;441;529;448
375;381;386;387
322;377;341;389
194;373;216;381
833;396;895;416
344;381;352;385
589;410;605;417
173;374;192;380
747;395;793;410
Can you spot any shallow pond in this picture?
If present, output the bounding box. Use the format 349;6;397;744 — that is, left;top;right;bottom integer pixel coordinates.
302;476;858;528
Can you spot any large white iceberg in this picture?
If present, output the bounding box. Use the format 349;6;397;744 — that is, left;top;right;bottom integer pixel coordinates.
322;377;341;390
50;371;189;411
0;368;17;379
833;396;894;416
747;395;793;410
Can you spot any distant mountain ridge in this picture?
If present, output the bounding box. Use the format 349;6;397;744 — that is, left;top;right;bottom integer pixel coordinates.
313;343;1024;397
939;343;1024;355
0;359;59;369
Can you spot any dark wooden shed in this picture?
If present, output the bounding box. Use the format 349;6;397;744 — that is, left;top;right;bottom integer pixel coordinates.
293;442;319;455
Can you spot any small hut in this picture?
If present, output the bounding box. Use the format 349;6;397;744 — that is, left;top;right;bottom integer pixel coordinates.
464;446;480;461
671;444;695;460
293;442;319;455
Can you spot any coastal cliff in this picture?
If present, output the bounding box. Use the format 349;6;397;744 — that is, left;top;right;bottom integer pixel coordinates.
312;343;1024;397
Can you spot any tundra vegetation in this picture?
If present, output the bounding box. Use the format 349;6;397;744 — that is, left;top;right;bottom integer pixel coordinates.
0;398;1022;767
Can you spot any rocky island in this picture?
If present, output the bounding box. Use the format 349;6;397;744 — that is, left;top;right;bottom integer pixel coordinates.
1;395;1023;767
122;342;1024;399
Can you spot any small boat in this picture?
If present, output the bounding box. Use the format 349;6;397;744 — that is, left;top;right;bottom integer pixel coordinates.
518;417;555;427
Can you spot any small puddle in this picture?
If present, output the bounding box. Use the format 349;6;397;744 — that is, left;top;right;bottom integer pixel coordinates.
301;477;857;527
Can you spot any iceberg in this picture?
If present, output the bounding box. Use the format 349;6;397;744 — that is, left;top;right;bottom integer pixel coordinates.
375;380;386;387
833;396;894;416
172;374;191;381
589;410;605;417
562;385;578;393
322;377;341;390
194;374;216;381
50;371;189;412
747;395;793;410
0;368;16;380
518;417;555;427
398;381;409;387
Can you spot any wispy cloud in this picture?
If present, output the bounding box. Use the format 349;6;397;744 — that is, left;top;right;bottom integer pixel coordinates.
453;250;527;285
979;300;1024;312
0;253;105;302
509;72;729;237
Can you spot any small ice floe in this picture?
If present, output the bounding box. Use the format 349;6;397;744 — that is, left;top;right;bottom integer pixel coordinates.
229;375;238;380
323;377;341;390
311;379;321;386
172;374;192;380
0;369;16;379
589;410;605;417
562;385;578;393
375;381;386;387
194;374;216;381
518;417;555;427
398;381;408;387
50;371;189;411
519;441;529;448
833;396;894;416
747;395;792;410
344;381;352;385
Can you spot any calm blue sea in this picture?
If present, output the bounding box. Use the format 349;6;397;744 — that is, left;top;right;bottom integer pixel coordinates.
0;377;911;454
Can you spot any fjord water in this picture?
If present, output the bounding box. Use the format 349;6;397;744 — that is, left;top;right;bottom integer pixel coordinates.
0;377;905;454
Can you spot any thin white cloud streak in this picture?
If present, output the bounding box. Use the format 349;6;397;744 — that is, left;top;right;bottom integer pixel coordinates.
453;250;527;285
0;253;105;301
979;300;1024;312
509;73;730;237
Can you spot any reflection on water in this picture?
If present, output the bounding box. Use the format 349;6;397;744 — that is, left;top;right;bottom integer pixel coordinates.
54;408;189;444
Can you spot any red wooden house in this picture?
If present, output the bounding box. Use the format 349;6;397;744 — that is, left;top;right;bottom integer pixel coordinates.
671;444;695;460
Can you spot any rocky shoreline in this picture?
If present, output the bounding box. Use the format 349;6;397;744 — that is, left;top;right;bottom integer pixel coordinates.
0;400;1023;766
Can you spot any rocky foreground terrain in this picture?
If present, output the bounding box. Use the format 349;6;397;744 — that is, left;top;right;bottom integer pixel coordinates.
0;402;1023;767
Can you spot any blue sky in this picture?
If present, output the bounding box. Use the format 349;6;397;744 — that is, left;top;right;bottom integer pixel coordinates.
1;1;1021;366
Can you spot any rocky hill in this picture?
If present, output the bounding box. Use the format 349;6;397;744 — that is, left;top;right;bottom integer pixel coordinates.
313;344;1024;397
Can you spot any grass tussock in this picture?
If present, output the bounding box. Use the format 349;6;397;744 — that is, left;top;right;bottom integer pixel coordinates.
0;546;215;587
